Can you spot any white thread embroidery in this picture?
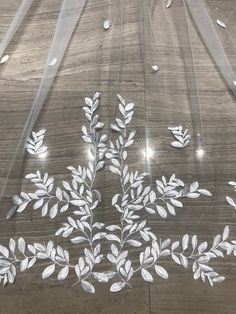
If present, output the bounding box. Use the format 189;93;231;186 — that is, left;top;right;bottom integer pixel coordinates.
168;125;191;148
1;94;235;293
26;129;48;157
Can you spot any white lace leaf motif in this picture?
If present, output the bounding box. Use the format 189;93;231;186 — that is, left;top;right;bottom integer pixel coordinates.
168;125;191;148
104;94;229;292
2;93;236;293
26;129;48;156
4;92;106;292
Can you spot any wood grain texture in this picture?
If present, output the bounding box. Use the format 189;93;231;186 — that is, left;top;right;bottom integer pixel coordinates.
0;0;236;313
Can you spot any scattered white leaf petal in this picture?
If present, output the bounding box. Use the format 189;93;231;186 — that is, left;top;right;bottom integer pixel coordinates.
166;0;173;8
0;55;9;64
48;58;57;66
103;19;111;30
217;19;226;28
152;65;159;72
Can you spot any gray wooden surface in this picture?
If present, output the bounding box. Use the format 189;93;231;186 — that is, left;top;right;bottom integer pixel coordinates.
0;0;236;313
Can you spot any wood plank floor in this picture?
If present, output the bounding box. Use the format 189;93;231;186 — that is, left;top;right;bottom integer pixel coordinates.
0;0;236;313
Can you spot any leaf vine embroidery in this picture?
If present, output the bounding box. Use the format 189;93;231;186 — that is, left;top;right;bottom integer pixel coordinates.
1;93;236;293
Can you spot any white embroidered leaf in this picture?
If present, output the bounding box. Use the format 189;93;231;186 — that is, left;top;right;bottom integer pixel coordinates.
192;235;198;250
50;203;58;219
167;203;176;215
187;193;200;199
182;234;189;250
28;257;36;269
109;166;121;176
20;258;29;272
106;225;121;231
42;264;55;279
42;202;49;217
12;195;22;205
106;235;120;242
171;141;183;148
226;196;236;208
166;0;173;8
28;244;36;254
117;94;125;106
103;19;111;30
171;241;179;251
198;241;208;254
17;202;29;213
154;265;168;279
141;268;153;282
58;266;69;281
33;199;44;210
110;282;126;292
9;239;16;253
212;276;225;283
81;280;95;293
213;235;221;248
8;272;15;284
70;200;86;206
190;182;199;192
170;199;183;207
126;240;142;247
18;238;26;254
172;254;181;265
180;255;188;268
0;55;9;64
145;207;156;214
85;97;93;107
112;194;119;205
216;19;226;28
71;237;87;244
223;226;229;241
156;206;167;218
152;65;159;72
198;189;212;196
0;245;9;258
126;103;134;111
149;190;156;203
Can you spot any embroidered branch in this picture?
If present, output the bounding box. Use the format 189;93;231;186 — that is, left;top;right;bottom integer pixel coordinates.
168;125;191;148
26;129;48;156
1;93;236;293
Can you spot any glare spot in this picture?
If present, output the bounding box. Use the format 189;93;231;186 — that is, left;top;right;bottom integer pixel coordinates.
143;146;154;160
196;148;205;159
